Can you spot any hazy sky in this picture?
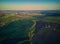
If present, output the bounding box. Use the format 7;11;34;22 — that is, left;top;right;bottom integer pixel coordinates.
0;0;60;10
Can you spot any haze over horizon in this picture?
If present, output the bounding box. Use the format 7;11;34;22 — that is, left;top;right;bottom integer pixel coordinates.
0;0;60;10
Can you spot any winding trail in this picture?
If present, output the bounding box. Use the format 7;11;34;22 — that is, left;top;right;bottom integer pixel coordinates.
29;20;36;44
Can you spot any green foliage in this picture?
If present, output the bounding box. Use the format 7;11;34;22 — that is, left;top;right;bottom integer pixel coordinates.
42;16;60;24
0;13;21;26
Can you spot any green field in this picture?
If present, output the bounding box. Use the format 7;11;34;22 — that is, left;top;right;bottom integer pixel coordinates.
0;13;60;44
42;16;60;24
0;13;36;44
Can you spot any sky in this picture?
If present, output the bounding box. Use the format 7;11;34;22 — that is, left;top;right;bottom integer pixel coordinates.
0;0;60;10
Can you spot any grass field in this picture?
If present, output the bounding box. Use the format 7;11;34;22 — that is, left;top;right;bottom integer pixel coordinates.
42;16;60;24
0;12;60;44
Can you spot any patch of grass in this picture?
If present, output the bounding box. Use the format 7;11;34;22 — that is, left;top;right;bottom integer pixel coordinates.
42;16;60;24
0;13;22;26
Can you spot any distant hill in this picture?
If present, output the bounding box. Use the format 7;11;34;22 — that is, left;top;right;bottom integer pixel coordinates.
0;10;60;13
44;13;60;16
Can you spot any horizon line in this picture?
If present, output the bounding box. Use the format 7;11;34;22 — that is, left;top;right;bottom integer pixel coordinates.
0;9;60;11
